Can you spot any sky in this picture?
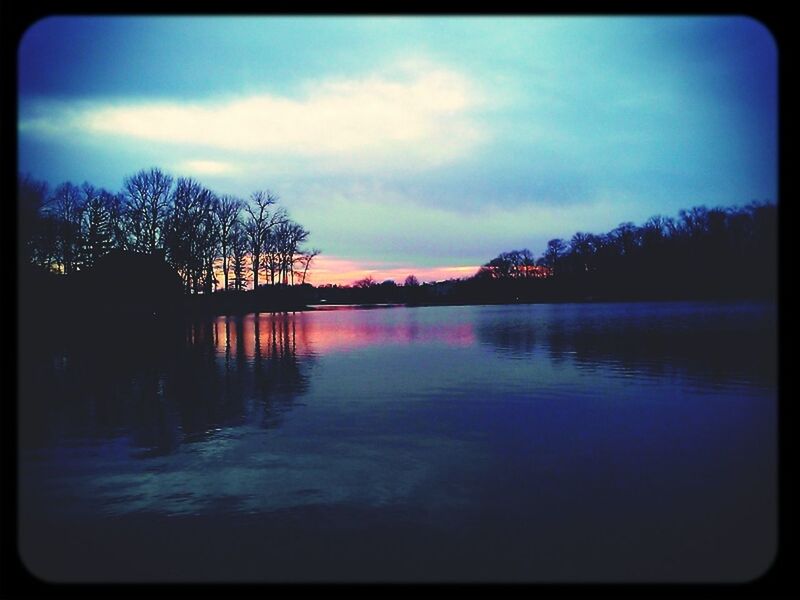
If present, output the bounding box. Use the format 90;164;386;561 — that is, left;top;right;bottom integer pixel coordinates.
17;16;777;285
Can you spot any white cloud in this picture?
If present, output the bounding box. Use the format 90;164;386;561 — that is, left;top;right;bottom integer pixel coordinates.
175;159;238;176
20;61;487;173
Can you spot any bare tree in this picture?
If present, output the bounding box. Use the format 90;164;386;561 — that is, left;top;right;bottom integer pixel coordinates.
353;275;376;288
288;223;310;286
404;274;419;287
274;220;309;285
229;222;249;291
79;183;114;269
215;195;243;290
244;191;285;290
123;167;173;254
569;232;597;273
19;168;321;300
50;182;83;274
264;228;280;286
479;249;544;280
164;177;217;293
516;249;537;278
199;194;221;295
610;222;640;257
296;248;321;285
542;239;567;274
104;191;130;252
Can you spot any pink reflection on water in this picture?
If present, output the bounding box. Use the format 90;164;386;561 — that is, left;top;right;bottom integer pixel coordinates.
308;320;476;354
209;310;475;359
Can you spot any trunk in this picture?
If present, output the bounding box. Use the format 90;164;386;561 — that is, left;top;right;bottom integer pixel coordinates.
252;253;260;290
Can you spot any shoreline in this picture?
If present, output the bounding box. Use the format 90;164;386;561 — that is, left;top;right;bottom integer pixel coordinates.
189;294;775;318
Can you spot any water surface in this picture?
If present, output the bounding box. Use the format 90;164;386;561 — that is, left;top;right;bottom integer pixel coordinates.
18;302;778;582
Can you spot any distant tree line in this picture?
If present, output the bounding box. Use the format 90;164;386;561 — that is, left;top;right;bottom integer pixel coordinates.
473;201;777;301
18;169;320;295
308;200;776;306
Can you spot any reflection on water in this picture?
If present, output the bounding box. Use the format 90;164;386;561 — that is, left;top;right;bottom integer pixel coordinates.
225;309;476;357
20;313;312;459
18;302;777;582
475;302;777;387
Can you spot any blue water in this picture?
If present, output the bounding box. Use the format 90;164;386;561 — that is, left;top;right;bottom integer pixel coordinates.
18;302;778;582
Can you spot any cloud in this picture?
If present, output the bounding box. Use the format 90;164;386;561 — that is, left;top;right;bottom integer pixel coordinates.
286;180;648;269
20;60;487;173
174;159;239;176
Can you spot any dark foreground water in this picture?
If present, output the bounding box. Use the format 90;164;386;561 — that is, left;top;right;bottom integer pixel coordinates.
18;302;777;582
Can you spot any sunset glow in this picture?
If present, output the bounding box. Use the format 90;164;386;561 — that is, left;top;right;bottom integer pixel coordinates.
305;256;479;286
208;254;478;288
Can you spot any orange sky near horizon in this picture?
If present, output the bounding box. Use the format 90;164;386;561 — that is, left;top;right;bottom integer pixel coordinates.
304;255;479;286
212;254;480;289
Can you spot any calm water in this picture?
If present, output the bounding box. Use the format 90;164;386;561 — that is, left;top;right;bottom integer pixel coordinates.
18;302;778;582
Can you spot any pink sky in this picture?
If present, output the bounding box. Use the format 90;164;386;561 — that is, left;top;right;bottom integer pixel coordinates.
211;254;480;288
303;255;479;286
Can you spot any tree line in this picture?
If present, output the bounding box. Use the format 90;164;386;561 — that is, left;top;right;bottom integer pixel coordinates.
310;200;776;306
18;169;776;306
474;200;777;301
18;168;320;295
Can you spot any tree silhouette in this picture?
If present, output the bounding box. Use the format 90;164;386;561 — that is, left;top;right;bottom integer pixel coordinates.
274;220;309;285
296;248;321;285
229;222;249;292
472;201;776;302
215;195;243;291
478;249;544;280
104;191;130;253
50;182;83;275
19;168;322;300
353;275;376;288
123;167;173;254
164;178;217;293
79;184;115;269
542;239;567;274
245;191;284;290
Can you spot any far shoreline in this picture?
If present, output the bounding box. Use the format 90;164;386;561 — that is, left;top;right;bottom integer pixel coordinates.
189;294;775;319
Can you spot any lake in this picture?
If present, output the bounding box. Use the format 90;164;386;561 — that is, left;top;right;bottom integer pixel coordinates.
18;301;778;582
